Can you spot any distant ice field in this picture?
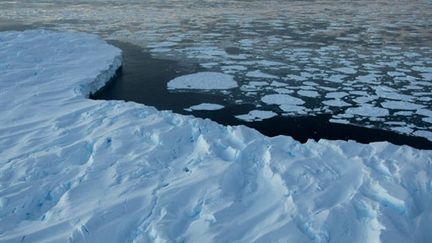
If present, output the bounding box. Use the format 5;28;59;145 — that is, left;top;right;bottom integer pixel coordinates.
1;0;431;140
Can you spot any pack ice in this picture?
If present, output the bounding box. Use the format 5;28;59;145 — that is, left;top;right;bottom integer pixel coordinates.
1;30;432;243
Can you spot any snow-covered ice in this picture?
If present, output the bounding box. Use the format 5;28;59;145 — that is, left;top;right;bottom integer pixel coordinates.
381;101;424;110
167;72;238;90
323;99;351;107
297;90;320;98
185;103;224;111
1;30;432;243
261;94;305;106
346;105;390;117
235;110;277;122
246;70;279;79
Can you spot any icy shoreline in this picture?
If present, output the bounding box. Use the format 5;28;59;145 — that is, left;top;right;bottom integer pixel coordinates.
1;30;432;243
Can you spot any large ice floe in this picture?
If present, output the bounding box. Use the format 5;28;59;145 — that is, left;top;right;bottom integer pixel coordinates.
1;30;432;243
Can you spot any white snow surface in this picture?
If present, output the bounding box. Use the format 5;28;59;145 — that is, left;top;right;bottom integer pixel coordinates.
235;110;277;122
167;72;238;90
185;103;224;111
1;30;432;243
261;94;305;106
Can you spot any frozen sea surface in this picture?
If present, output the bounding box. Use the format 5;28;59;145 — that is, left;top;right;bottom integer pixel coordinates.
1;0;430;140
2;30;432;243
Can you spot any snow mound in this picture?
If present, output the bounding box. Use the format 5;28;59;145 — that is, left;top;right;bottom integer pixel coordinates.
167;72;238;90
1;30;432;243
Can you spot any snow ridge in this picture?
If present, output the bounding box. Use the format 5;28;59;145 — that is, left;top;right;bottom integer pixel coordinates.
1;30;432;243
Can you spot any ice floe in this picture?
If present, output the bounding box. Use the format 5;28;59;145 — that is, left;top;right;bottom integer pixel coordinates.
346;105;389;117
167;72;238;90
261;94;305;106
381;101;424;110
185;103;224;111
235;110;277;122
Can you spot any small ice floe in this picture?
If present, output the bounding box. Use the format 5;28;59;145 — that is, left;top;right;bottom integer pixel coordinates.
356;74;378;84
381;101;424;110
235;110;277;122
329;118;350;124
375;87;413;101
346;105;389;117
279;104;306;113
261;94;305;114
413;130;432;141
416;109;432;117
325;74;347;83
390;126;413;135
323;99;351;107
246;70;279;79
167;72;238;90
270;81;286;87
185;103;224;112
325;92;349;99
261;94;305;106
333;67;357;74
297;90;319;98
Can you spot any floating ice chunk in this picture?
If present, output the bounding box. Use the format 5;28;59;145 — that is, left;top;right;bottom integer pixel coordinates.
423;117;432;124
326;92;349;99
261;94;305;106
167;72;238;90
181;46;227;59
413;130;432;141
185;103;224;111
325;74;347;83
394;111;413;116
417;109;432;117
381;101;424;110
303;81;318;86
200;62;218;68
333;67;357;74
420;72;432;80
246;70;278;79
356;74;378;84
148;41;178;48
256;60;286;66
279;104;305;113
297;90;319;98
151;48;172;53
221;65;247;71
390;126;413;134
323;99;350;107
353;95;378;104
239;39;255;47
270;81;286;87
329;118;350;124
287;74;307;81
375;87;413;101
274;88;294;94
235;110;277;122
249;81;268;87
346;105;389;117
412;66;432;73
